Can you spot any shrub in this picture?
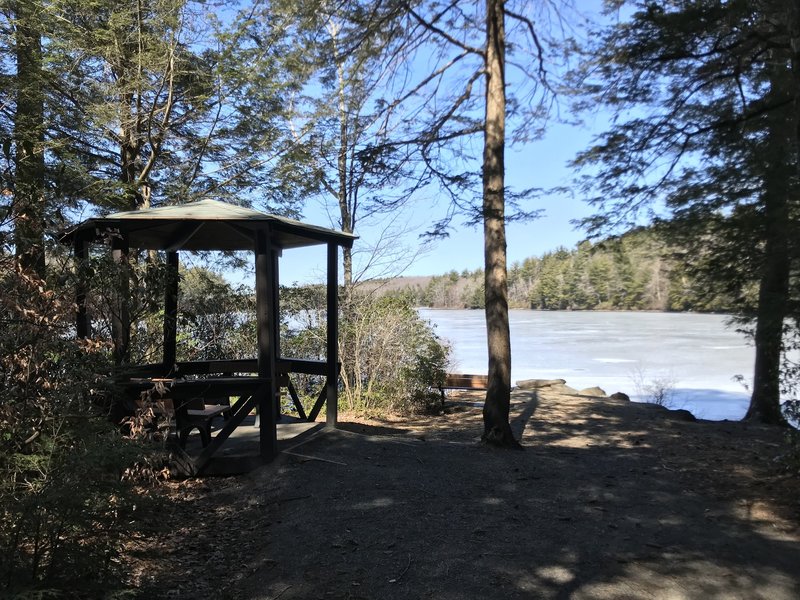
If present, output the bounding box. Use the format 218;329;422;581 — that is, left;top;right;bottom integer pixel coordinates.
339;293;450;415
631;365;677;408
780;400;800;474
0;260;157;595
279;287;450;415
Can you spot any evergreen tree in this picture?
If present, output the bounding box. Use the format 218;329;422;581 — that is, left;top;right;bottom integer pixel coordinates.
572;0;800;424
46;0;226;212
213;0;321;214
563;242;591;309
9;0;45;275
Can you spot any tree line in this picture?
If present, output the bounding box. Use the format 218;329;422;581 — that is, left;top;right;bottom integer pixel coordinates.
393;228;744;312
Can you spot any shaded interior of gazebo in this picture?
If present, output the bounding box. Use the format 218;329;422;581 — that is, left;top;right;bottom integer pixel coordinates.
62;199;356;475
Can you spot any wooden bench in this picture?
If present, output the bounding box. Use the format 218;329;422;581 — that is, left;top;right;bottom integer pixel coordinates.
126;378;234;448
438;373;489;405
179;397;232;448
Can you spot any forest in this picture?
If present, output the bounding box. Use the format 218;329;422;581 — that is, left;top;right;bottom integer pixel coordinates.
392;228;745;312
3;0;800;596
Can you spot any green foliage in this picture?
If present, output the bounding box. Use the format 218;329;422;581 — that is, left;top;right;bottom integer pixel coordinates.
177;266;256;361
0;259;158;595
0;0;316;228
400;228;738;312
400;327;449;414
81;249;171;365
81;254;257;366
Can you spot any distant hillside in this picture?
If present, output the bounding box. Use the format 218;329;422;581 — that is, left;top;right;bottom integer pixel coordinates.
358;276;434;295
364;228;740;312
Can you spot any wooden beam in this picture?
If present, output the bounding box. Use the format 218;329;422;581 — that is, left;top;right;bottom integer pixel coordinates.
73;234;90;338
164;223;204;252
163;251;179;374
307;385;327;423
177;359;258;376
219;220;260;246
285;377;307;421
277;357;328;376
255;229;278;460
326;242;339;428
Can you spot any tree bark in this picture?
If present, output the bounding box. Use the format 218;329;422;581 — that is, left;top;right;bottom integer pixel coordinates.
747;196;790;424
13;0;46;277
745;45;793;425
481;0;519;447
333;22;355;302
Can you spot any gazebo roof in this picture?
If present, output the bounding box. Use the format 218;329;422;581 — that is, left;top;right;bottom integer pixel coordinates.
62;199;356;251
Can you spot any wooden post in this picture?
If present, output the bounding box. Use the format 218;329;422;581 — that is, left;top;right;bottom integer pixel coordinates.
111;234;130;366
255;229;278;460
73;234;90;339
326;242;338;428
163;251;179;375
272;251;281;357
272;250;281;420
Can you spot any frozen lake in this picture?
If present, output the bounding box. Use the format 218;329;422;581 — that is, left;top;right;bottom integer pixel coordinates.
419;309;756;421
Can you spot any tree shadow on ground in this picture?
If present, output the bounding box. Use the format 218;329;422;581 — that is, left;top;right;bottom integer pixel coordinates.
511;390;539;442
137;389;800;600
337;421;411;437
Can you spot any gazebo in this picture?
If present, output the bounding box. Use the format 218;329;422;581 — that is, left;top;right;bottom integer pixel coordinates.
62;199;356;475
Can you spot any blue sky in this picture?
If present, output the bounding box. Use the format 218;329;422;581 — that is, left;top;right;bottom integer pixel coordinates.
275;2;613;286
277;114;606;286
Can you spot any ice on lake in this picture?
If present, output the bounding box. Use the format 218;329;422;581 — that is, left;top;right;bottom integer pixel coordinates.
419;309;757;421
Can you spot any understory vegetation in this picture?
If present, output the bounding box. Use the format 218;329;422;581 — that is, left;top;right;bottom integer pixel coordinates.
0;257;165;595
280;286;450;416
0;254;448;597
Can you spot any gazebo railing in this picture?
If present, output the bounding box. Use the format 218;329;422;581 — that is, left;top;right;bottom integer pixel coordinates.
117;357;338;423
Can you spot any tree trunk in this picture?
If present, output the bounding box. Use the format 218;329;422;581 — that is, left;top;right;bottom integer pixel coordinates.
748;186;790;424
13;0;46;277
334;29;355;302
481;0;519;448
745;48;793;425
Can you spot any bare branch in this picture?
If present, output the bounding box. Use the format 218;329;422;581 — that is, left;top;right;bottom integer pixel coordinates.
504;7;550;90
404;2;484;57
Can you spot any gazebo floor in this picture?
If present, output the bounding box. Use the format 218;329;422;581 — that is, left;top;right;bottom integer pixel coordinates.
180;414;325;476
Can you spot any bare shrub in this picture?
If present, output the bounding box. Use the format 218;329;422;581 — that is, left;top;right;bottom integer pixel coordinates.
280;287;450;416
631;365;677;408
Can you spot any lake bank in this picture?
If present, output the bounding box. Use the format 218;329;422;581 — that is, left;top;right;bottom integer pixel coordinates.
420;309;754;421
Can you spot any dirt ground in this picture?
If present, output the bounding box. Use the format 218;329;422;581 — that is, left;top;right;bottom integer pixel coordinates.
128;386;800;599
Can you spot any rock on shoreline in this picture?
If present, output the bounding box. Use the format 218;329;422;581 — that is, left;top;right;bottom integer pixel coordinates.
515;378;697;421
